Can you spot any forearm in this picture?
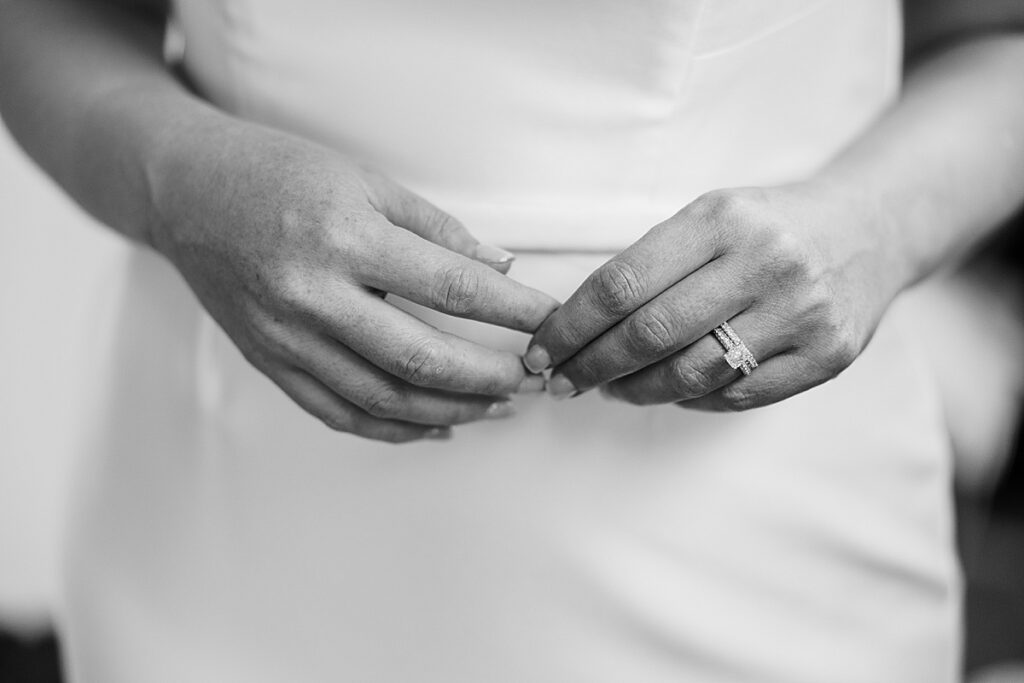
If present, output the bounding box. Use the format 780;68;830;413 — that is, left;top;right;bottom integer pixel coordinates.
0;0;225;249
818;33;1024;292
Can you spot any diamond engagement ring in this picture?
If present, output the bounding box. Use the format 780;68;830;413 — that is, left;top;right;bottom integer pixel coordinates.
712;322;758;376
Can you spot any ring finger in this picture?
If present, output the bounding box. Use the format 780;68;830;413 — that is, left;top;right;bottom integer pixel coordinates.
550;259;744;394
602;312;788;405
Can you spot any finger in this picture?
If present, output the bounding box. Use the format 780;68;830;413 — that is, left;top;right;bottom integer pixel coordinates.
354;222;559;333
549;259;745;394
321;286;539;396
601;313;786;406
272;367;450;443
361;170;515;273
294;331;519;426
525;211;723;373
676;354;826;412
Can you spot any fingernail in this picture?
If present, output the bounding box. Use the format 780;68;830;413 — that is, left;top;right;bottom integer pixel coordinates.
516;374;546;393
485;400;516;419
474;243;515;265
546;373;577;400
523;345;552;373
423;427;452;440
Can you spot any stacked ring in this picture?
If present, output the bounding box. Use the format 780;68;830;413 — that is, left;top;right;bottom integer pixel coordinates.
712;322;758;376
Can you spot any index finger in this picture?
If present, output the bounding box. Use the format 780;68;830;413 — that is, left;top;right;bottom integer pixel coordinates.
525;213;719;372
356;223;559;333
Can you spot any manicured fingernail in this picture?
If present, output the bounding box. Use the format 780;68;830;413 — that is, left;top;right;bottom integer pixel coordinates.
523;345;552;373
485;400;516;419
474;243;515;265
516;374;546;393
546;373;577;400
423;427;451;440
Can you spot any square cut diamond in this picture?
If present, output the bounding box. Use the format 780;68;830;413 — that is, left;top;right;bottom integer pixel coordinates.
724;346;747;368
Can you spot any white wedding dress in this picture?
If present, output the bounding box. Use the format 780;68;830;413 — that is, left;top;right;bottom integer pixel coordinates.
60;1;960;681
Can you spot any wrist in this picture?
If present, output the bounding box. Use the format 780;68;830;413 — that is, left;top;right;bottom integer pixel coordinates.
140;93;238;261
796;173;916;302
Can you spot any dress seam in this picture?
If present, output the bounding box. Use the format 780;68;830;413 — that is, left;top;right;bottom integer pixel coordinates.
692;0;832;61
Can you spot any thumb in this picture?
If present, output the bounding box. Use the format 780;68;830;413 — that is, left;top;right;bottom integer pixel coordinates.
361;170;515;273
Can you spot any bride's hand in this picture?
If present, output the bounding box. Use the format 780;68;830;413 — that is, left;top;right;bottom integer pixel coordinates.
525;183;903;410
150;119;558;442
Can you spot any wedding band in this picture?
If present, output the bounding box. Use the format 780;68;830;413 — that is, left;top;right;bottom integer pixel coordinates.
712;322;758;376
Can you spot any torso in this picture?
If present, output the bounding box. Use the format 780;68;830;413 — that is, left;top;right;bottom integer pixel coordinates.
60;4;960;682
172;0;900;249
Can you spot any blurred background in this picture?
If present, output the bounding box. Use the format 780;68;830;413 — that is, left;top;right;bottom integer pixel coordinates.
0;120;124;683
1;112;1022;681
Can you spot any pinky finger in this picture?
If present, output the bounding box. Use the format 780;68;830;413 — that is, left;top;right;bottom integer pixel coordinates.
276;368;451;443
676;355;827;412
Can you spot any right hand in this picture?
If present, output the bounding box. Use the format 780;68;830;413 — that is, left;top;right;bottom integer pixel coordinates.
148;117;558;443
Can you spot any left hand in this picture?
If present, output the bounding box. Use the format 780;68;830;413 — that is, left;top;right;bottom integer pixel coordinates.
525;183;906;410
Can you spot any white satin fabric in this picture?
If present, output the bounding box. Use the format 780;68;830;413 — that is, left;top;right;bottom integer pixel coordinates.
61;2;960;682
171;0;900;250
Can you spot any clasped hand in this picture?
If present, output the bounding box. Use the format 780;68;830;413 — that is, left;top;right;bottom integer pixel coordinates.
527;184;898;411
155;122;895;442
152;121;557;443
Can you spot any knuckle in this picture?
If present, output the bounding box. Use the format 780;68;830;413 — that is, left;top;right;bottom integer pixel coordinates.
607;383;644;406
350;413;421;446
361;383;405;419
346;415;408;443
625;308;677;356
274;267;315;310
327;211;375;259
592;260;647;317
801;282;837;324
251;316;302;360
398;338;449;386
356;165;386;205
431;211;465;243
616;392;645;406
360;418;415;443
318;408;355;433
763;230;816;281
560;356;598;390
691;190;763;253
695;189;754;225
806;337;857;380
379;431;414;444
718;384;757;412
511;294;558;333
668;356;717;398
479;363;519;397
825;334;860;373
805;297;859;374
432;265;482;316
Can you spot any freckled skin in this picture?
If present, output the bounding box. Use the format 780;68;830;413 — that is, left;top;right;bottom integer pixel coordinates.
1;0;1023;428
147;123;558;442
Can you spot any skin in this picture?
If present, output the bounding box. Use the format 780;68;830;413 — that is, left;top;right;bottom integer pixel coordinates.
527;2;1024;410
1;1;1022;438
0;0;558;443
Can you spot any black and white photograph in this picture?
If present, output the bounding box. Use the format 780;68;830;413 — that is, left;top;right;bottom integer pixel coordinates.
1;1;1023;681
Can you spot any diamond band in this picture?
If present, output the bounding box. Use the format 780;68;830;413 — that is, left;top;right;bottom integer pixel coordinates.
712;322;757;376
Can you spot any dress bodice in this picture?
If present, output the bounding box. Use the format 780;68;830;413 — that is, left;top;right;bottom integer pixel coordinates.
61;5;963;682
172;0;900;250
